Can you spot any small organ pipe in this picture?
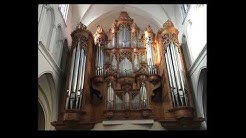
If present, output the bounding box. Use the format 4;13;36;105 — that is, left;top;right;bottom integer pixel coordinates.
140;82;147;108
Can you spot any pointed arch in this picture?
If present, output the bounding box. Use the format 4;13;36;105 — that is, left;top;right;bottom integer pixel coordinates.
38;73;57;130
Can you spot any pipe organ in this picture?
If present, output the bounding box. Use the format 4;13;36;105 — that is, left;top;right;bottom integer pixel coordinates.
52;12;205;130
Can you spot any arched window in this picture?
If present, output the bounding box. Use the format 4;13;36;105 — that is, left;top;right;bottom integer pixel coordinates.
58;4;69;23
39;5;55;50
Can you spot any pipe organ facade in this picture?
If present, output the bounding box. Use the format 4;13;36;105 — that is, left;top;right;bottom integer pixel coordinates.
51;12;205;130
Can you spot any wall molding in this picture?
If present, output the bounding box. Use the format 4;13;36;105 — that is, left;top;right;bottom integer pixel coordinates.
39;41;62;76
188;44;207;76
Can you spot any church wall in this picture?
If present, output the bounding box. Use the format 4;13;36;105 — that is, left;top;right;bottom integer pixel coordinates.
38;4;72;67
174;4;207;65
173;5;207;129
38;44;60;130
38;4;74;130
188;45;207;129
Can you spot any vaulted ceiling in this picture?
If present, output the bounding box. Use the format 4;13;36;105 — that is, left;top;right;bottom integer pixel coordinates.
70;4;179;34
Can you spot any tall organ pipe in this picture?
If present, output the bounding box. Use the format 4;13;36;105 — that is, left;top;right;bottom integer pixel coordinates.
167;45;180;106
71;41;81;94
79;53;86;109
65;46;76;109
75;49;84;109
170;42;184;106
165;51;176;107
174;46;188;105
101;45;104;75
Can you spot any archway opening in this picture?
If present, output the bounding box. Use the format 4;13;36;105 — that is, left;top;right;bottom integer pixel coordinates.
38;102;45;130
197;68;207;129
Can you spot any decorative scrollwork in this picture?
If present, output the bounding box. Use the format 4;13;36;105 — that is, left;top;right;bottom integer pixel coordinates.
119;50;132;62
76;22;87;30
116;11;133;22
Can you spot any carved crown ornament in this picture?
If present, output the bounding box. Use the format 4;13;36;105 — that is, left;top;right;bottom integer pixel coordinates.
144;25;155;41
131;23;140;33
157;20;180;52
110;21;118;33
70;22;93;50
76;22;87;30
94;25;107;45
116;11;133;22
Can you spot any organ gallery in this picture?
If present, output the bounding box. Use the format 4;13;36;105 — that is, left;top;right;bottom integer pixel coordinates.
51;11;205;130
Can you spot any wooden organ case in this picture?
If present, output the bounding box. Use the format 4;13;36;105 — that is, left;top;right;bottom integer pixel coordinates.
51;12;204;130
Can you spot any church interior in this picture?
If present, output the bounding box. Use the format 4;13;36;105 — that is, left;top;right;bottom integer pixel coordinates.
38;4;207;130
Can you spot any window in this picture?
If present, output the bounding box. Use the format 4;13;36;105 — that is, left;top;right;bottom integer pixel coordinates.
58;4;69;23
181;4;190;23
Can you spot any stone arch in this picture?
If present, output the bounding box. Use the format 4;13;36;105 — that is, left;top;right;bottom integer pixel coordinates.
196;67;207;129
38;72;57;130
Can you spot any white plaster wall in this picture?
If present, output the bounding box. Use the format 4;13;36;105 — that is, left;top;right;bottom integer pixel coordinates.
188;46;207;129
173;4;185;44
174;4;207;64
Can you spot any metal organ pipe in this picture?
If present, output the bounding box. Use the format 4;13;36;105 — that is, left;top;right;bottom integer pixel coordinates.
79;51;86;109
96;44;99;75
170;42;184;106
112;34;116;48
75;49;85;109
95;42;104;76
174;46;188;106
165;51;176;107
146;36;156;75
100;45;103;75
140;82;147;108
101;45;104;75
107;82;114;109
65;46;76;109
71;42;81;95
65;38;87;109
167;45;180;106
168;43;181;106
70;42;81;109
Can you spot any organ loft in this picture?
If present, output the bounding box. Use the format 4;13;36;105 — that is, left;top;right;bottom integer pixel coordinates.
51;12;205;130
